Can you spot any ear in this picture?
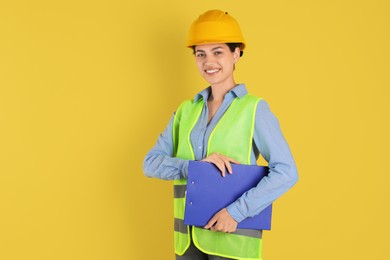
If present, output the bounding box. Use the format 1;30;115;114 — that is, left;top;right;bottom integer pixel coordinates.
233;47;241;63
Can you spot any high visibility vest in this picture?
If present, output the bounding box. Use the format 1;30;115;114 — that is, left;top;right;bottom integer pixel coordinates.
172;94;264;260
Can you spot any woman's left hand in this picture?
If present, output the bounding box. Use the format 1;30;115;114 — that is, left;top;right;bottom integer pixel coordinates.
204;208;238;233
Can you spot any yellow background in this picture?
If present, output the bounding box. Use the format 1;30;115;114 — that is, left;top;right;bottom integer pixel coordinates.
1;0;389;259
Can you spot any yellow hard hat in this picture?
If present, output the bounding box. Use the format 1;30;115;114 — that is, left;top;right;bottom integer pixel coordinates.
187;10;246;49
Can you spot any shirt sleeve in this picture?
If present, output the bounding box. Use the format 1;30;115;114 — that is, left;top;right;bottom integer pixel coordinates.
143;114;189;180
226;100;299;223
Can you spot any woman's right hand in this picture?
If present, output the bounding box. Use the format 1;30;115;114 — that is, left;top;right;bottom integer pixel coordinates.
201;153;240;177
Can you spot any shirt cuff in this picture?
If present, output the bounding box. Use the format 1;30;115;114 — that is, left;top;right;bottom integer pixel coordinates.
226;203;246;223
181;159;189;179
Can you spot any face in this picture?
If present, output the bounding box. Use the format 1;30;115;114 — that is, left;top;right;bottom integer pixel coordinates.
194;43;240;87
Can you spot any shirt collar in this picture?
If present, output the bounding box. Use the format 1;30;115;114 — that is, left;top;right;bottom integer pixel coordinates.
194;83;248;102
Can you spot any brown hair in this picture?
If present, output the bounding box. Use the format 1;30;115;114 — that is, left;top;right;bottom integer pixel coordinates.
192;43;244;57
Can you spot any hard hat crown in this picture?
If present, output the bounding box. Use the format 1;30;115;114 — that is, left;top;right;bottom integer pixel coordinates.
187;10;246;49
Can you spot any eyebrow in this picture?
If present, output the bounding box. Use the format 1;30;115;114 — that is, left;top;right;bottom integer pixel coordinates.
195;46;224;53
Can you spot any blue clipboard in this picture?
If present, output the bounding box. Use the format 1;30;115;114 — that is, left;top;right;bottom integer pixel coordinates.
184;161;272;230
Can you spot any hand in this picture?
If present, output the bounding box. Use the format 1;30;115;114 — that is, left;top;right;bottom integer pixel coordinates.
201;153;240;177
204;208;238;233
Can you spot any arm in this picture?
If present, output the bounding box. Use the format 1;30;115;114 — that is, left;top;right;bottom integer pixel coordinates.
226;100;299;223
143;115;189;180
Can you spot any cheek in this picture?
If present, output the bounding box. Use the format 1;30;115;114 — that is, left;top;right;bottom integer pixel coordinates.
218;56;234;68
195;61;204;72
222;60;235;71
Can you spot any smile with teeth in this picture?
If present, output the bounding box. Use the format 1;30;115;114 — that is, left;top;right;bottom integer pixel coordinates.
205;68;221;74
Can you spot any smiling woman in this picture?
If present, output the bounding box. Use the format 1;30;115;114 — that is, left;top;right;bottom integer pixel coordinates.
194;44;239;98
143;9;298;260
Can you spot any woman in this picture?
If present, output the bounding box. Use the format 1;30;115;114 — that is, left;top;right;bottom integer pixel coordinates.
143;10;298;260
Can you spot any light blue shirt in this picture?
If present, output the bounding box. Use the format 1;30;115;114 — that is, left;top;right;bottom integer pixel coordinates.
143;84;298;223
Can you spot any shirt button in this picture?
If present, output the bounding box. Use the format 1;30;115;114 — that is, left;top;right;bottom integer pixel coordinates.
198;146;202;149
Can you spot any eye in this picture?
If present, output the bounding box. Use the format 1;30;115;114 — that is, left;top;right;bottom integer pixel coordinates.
196;53;205;58
214;51;222;55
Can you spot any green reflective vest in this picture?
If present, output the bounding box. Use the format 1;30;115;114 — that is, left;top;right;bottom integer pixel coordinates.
172;94;263;260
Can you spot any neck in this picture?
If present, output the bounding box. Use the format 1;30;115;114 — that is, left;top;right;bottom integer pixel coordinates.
209;81;237;101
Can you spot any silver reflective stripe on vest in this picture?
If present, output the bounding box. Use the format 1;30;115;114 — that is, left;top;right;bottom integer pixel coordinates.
232;228;262;239
174;218;188;234
174;185;186;198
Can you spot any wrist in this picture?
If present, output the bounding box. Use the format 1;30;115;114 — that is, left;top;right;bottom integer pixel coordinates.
226;204;245;223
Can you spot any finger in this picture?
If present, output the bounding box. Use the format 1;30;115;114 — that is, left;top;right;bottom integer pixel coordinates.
210;221;223;232
212;224;227;233
204;158;226;177
204;215;218;229
215;160;226;177
220;166;226;177
224;160;233;174
226;157;241;165
210;225;218;231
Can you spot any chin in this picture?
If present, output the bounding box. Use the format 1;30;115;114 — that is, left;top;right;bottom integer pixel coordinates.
203;79;219;85
202;75;220;85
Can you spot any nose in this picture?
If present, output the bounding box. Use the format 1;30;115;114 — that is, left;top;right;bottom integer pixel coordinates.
204;54;216;65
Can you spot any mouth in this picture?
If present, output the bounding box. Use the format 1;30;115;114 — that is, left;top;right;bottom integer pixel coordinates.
204;68;221;75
